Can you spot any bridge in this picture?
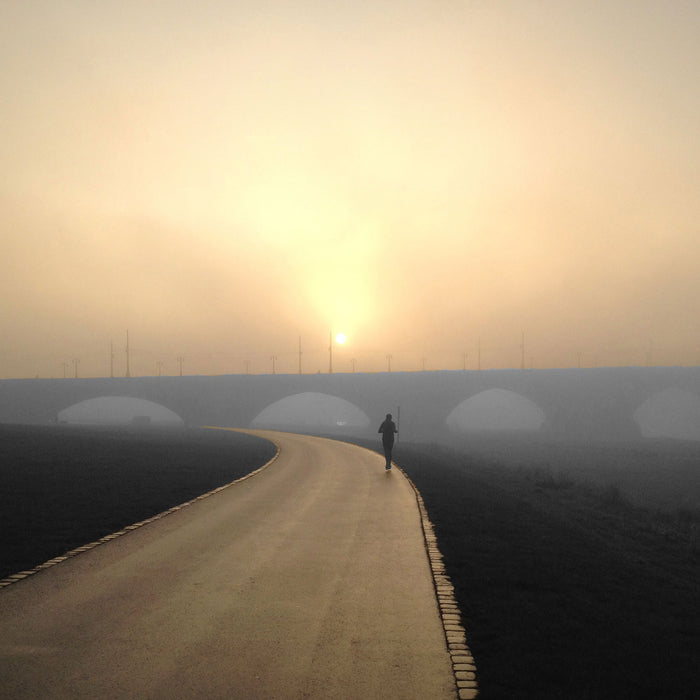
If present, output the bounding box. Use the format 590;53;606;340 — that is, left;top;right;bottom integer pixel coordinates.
2;366;700;442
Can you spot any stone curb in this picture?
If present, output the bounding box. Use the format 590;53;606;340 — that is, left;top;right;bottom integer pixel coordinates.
344;438;479;699
394;463;480;700
0;428;280;590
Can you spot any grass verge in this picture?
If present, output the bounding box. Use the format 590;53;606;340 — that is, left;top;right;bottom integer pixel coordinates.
354;438;699;700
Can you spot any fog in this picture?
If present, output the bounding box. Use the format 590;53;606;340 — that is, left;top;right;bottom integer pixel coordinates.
251;392;371;432
446;389;546;433
20;367;698;443
58;396;184;426
634;388;700;441
2;2;700;378
37;370;700;513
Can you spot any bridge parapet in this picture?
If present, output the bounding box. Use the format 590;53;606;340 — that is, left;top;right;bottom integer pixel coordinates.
2;366;700;442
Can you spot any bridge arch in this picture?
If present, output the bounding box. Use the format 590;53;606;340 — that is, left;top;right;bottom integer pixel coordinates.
633;387;700;440
251;391;371;433
446;388;546;433
58;396;184;426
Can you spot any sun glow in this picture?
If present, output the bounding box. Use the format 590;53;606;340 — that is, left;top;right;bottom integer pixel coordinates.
335;333;347;344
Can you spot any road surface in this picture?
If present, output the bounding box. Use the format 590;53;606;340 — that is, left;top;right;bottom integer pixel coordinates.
0;430;456;699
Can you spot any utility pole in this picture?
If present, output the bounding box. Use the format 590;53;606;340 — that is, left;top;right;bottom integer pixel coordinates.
351;358;357;373
110;340;114;378
520;331;525;370
462;352;467;371
156;360;163;377
125;330;131;378
271;355;277;374
177;355;184;376
244;359;249;375
478;338;481;370
72;358;79;379
298;336;302;375
62;362;68;379
329;331;333;374
386;354;392;372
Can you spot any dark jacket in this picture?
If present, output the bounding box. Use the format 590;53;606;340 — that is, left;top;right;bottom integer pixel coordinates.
378;419;397;447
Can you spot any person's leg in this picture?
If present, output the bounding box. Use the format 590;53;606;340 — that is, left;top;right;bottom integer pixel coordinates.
384;445;392;469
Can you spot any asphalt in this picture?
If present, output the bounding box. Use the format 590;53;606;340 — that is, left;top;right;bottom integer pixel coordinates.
0;430;458;699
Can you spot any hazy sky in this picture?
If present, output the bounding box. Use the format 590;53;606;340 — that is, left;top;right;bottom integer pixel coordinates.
2;0;699;377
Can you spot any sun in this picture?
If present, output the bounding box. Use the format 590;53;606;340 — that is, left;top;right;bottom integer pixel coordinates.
335;333;347;344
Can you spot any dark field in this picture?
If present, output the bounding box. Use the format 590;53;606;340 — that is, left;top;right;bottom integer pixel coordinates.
1;425;699;699
0;423;276;580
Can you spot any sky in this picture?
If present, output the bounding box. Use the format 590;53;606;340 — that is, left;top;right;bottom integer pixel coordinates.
2;0;699;377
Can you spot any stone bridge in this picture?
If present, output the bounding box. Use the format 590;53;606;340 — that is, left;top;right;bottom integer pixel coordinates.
2;366;700;442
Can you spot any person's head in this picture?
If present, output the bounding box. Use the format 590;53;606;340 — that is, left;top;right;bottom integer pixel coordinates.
386;413;392;420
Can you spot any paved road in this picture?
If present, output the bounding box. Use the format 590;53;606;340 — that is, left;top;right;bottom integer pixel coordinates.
0;430;455;699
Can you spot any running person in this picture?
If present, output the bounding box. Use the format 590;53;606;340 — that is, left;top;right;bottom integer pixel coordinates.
378;413;398;470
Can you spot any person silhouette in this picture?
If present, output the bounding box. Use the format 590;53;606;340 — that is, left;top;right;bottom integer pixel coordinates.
378;413;398;470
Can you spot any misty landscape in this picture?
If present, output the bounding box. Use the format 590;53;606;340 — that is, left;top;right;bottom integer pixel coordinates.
2;367;699;698
3;1;700;697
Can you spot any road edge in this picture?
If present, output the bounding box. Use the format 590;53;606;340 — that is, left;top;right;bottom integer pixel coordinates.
327;435;480;700
394;462;480;700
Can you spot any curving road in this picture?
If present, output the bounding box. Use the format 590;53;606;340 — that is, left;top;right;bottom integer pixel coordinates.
0;430;455;699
